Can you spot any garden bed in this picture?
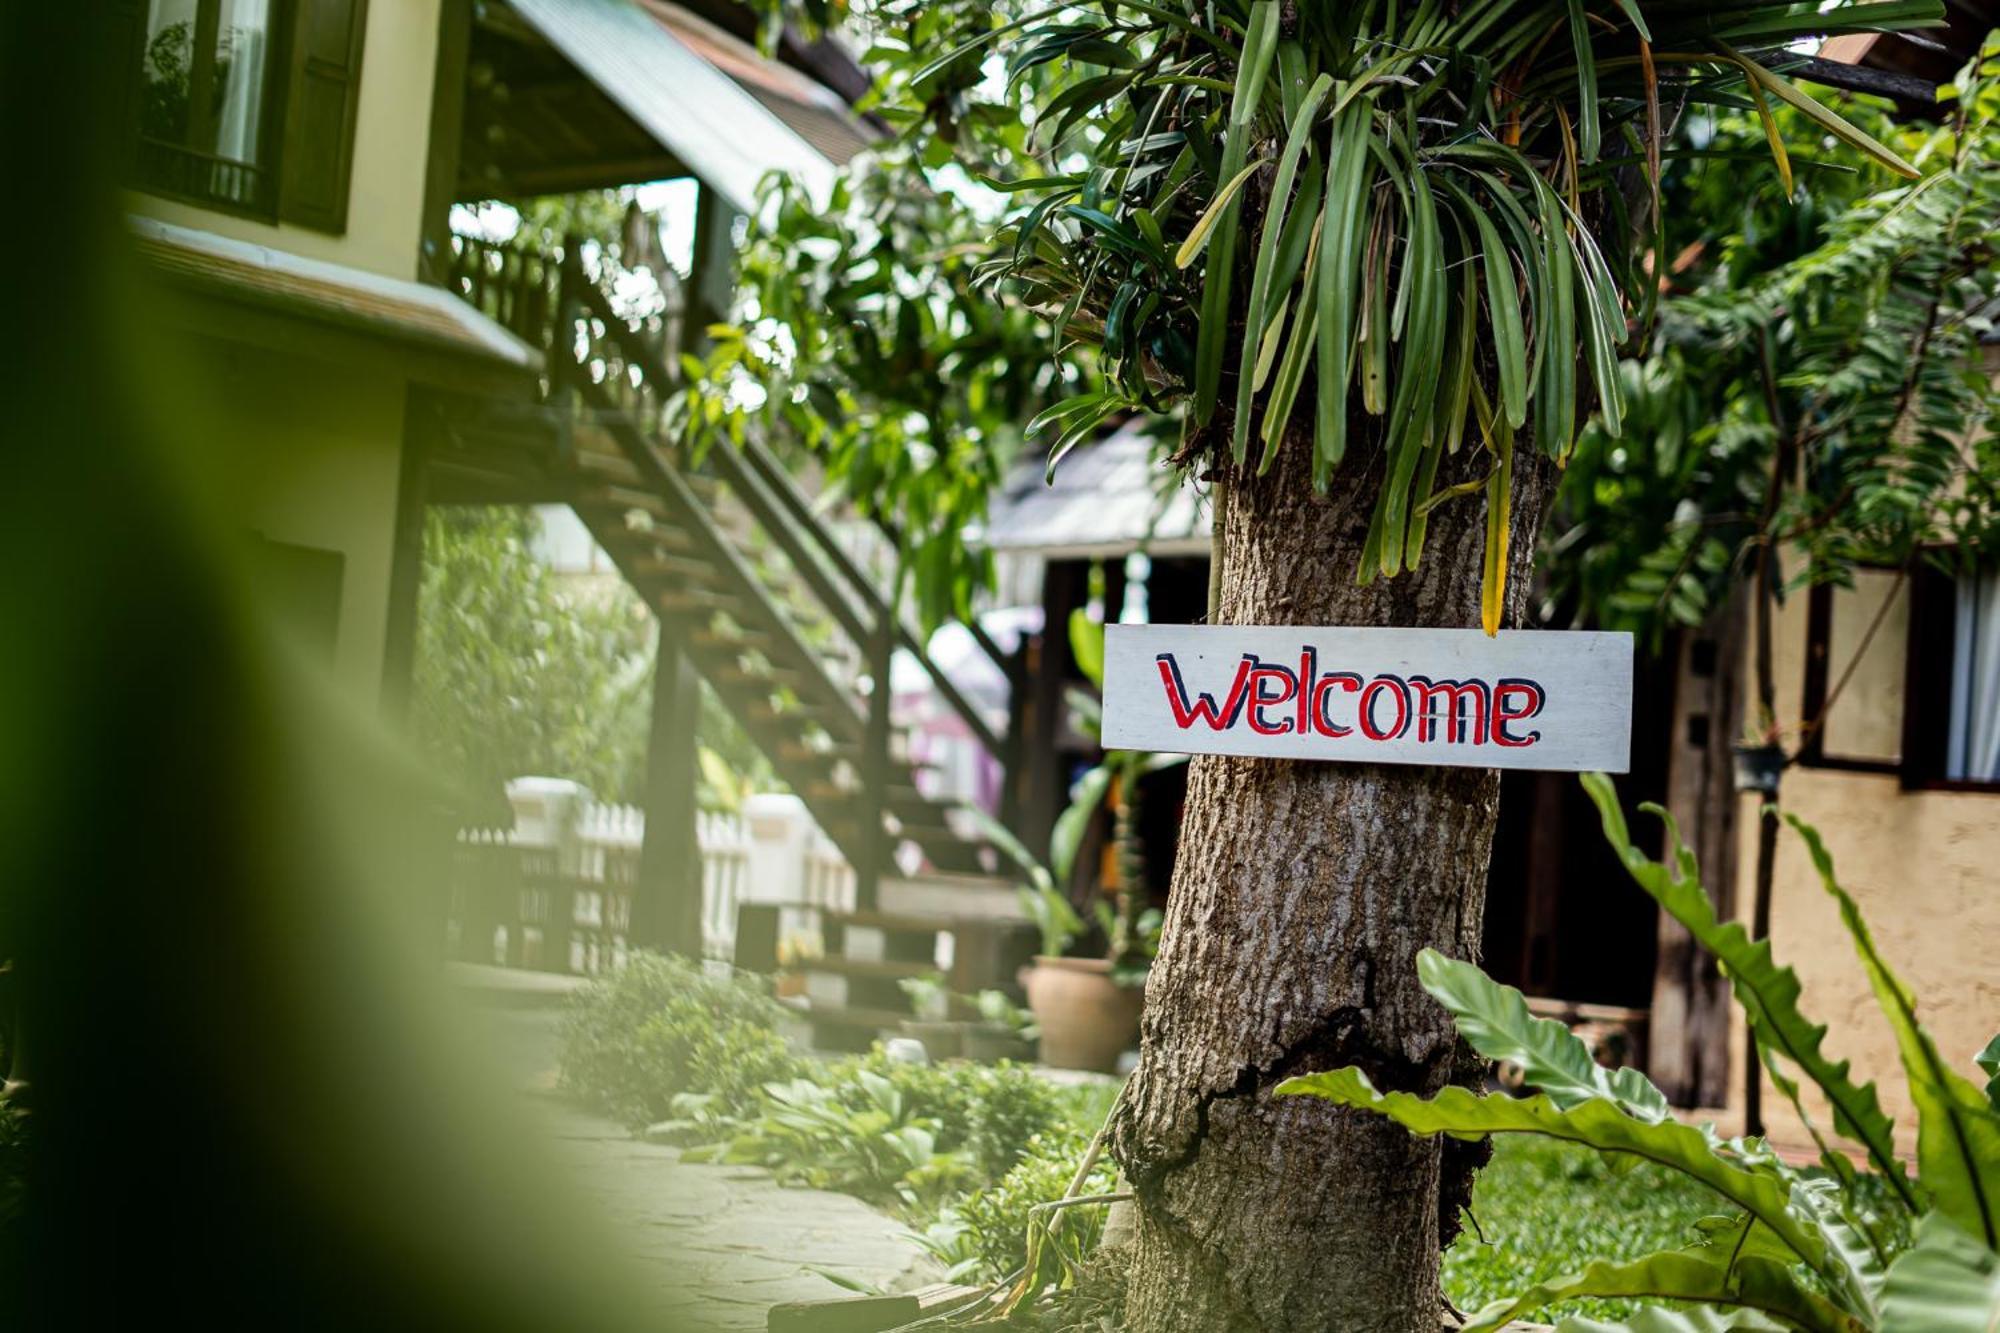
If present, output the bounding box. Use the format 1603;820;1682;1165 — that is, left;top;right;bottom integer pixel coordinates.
557;954;1719;1327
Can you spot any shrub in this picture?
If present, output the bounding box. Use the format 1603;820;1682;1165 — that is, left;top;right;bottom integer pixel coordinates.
558;952;804;1128
850;1051;1072;1181
691;1067;980;1211
1283;774;2000;1333
917;1122;1119;1283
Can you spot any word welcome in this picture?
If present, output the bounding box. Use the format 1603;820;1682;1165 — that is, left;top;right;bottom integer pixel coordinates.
1155;650;1545;747
1102;625;1632;773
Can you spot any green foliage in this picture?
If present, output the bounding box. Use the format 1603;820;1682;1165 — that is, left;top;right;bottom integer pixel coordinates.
916;1121;1118;1283
931;0;1929;620
684;1052;1074;1211
702;1;1939;629
557;952;805;1128
1442;1137;1718;1325
692;1069;981;1210
1282;779;2000;1331
412;506;773;820
675;145;1069;630
1019;878;1086;958
1551;45;2000;643
412;507;655;818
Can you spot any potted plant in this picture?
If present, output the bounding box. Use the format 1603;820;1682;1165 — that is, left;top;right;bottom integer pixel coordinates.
962;987;1039;1063
1732;719;1789;794
990;608;1183;1071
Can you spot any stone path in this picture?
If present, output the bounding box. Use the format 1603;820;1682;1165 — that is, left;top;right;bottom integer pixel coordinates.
533;1101;936;1331
459;968;935;1331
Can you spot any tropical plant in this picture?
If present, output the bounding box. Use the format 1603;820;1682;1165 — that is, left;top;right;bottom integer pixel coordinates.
692;1069;980;1209
1550;38;2000;646
1280;773;2000;1332
1019;877;1087;959
1056;608;1183;980
912;0;1930;625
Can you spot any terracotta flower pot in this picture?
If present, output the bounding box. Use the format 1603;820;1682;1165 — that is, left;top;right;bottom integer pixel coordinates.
1023;956;1142;1073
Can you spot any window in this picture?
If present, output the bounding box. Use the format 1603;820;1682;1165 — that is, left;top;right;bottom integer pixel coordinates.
119;0;369;233
1891;563;2000;790
137;0;283;213
1946;571;2000;783
1800;569;1909;772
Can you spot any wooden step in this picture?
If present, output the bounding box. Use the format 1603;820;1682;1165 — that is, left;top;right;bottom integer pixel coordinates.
714;662;808;691
691;624;770;652
627;553;720;584
655;586;739;615
800;956;937;982
879;872;1027;923
572;482;670;517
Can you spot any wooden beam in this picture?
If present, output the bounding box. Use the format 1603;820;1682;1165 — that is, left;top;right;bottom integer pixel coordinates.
632;622;705;956
458;154;689;199
419;0;473;284
1786;54;1939;107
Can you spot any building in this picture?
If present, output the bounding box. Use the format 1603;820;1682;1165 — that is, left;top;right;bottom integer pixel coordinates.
982;412;2000;1142
116;0;1026;1005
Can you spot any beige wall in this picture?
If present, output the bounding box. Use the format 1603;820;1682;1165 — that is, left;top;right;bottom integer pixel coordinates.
196;340;409;701
1724;567;2000;1146
128;0;443;280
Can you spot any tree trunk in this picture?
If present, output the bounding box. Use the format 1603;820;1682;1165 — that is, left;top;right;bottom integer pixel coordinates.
1114;420;1557;1332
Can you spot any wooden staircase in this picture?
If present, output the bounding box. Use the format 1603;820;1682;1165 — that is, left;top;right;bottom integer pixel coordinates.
439;234;1034;1042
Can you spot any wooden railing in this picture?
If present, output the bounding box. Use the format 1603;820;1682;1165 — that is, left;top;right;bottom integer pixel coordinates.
442;230;1021;902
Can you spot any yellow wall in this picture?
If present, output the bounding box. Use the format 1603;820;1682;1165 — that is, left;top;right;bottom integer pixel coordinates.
1725;569;2000;1146
193;339;409;702
128;0;443;280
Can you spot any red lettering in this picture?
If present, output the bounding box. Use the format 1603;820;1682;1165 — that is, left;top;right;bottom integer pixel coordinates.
1311;672;1362;737
1248;660;1298;735
1155;653;1254;731
1358;676;1411;741
1409;678;1490;744
1492;678;1546;747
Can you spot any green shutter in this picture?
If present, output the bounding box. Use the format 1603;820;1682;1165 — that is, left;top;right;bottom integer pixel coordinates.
278;0;369;233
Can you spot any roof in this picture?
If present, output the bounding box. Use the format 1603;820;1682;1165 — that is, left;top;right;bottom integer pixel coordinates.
128;216;540;377
980;419;1212;559
643;1;874;164
505;0;845;212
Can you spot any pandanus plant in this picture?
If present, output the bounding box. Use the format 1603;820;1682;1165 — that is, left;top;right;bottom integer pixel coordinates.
935;0;1933;626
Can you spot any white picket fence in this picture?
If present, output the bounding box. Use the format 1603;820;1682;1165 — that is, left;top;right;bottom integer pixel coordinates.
447;779;854;974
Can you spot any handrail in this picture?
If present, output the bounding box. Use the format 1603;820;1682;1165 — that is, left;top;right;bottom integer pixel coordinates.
736;439;1007;761
568;264;1008;765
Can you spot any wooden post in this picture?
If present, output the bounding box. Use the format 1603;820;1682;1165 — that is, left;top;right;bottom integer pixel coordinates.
632;620;704;956
855;613;895;913
1652;590;1746;1107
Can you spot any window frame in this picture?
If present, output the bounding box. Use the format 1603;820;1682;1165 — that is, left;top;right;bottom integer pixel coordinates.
1797;573;1905;777
1899;558;2000;794
130;0;297;223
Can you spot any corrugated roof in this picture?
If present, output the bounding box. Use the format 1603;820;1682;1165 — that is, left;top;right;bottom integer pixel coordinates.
508;0;841;212
128;216;540;374
980;420;1212;558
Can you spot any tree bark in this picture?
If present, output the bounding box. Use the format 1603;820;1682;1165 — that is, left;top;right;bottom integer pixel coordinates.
1114;420;1557;1333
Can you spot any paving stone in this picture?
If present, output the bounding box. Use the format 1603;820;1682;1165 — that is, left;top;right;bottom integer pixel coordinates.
519;1096;934;1330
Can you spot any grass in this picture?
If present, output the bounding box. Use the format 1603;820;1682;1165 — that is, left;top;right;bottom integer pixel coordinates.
1443;1135;1719;1324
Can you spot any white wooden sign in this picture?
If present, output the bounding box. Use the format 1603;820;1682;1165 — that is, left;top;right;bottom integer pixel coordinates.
1101;625;1633;773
